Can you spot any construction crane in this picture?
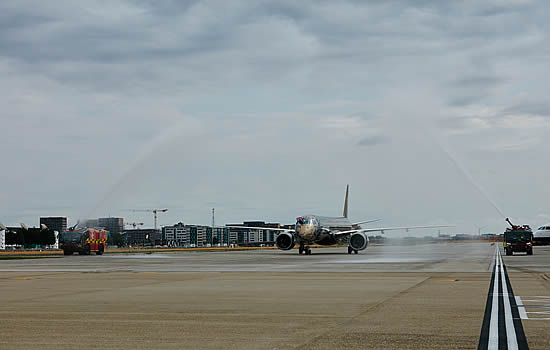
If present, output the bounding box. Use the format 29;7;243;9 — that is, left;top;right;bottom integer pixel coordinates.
474;224;487;235
131;209;168;231
125;222;144;229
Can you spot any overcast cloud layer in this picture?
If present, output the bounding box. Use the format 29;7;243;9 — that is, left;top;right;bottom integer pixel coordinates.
2;0;550;234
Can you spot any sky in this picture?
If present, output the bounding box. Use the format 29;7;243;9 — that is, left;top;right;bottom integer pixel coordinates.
2;0;550;235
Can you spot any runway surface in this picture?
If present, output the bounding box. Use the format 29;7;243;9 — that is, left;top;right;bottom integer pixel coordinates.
1;242;549;349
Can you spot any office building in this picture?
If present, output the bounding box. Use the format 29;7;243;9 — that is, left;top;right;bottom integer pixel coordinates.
162;223;230;247
40;217;67;233
226;221;280;246
98;217;124;234
82;218;99;228
123;229;161;245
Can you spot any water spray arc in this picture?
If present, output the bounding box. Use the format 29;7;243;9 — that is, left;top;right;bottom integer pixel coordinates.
423;123;508;225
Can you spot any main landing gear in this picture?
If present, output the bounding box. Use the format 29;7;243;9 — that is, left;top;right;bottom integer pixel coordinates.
348;246;358;254
299;243;312;255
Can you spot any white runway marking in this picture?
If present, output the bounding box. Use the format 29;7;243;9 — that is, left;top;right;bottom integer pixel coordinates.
481;247;527;350
515;296;528;319
499;251;518;350
488;249;499;350
516;296;550;320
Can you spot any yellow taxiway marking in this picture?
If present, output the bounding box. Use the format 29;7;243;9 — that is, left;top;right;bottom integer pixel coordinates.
434;279;458;282
8;277;33;280
139;272;161;274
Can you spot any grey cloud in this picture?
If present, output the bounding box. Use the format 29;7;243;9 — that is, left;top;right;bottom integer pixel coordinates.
358;135;387;147
446;75;503;107
2;0;550;235
472;2;533;17
503;102;550;118
451;76;503;89
448;95;485;107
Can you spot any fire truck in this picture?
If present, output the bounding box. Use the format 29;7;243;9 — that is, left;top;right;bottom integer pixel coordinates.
504;218;533;256
59;228;108;255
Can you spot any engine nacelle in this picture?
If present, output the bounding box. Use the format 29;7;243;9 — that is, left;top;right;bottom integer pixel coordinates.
349;232;368;251
276;232;295;250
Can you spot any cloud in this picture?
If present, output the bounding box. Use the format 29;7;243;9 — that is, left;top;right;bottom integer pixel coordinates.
451;76;503;89
358;135;387;147
1;0;550;235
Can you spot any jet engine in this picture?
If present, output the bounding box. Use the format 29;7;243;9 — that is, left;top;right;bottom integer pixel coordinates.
276;232;295;250
349;232;368;251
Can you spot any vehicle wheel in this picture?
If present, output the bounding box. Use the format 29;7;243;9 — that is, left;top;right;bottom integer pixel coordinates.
527;249;533;256
505;248;511;256
84;244;91;255
63;250;71;256
306;248;312;255
96;245;104;255
348;246;352;254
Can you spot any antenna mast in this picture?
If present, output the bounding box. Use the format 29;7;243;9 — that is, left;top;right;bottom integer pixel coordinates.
211;208;215;228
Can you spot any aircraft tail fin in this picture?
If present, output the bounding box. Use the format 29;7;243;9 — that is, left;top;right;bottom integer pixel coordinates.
343;184;349;218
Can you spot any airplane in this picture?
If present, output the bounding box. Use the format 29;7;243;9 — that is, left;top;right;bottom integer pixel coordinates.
229;185;451;255
534;224;550;245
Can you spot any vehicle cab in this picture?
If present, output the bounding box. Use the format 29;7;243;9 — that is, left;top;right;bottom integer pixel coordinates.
504;226;533;256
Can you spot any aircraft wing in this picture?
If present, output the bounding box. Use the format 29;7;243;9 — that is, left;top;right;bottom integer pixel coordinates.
226;226;295;232
352;218;381;226
333;225;453;237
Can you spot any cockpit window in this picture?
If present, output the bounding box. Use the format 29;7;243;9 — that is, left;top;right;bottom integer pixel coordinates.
295;217;316;231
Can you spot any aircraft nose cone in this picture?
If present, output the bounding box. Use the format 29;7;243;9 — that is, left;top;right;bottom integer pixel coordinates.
301;224;314;239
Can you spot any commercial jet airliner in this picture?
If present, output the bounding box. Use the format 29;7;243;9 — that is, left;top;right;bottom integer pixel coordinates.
229;185;451;255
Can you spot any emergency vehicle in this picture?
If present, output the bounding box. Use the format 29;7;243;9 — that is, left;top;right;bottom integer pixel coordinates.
504;218;533;256
59;228;108;255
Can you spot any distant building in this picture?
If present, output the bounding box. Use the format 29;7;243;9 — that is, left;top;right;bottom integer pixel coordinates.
98;217;124;234
123;229;161;245
0;228;5;250
40;217;67;234
162;223;230;247
212;227;229;245
226;221;280;246
163;222;184;242
82;218;99;228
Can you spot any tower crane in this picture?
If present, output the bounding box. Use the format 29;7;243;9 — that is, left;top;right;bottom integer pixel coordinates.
131;209;168;231
474;224;487;235
125;222;144;229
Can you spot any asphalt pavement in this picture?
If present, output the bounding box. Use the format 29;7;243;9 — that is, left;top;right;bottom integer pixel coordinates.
1;242;549;349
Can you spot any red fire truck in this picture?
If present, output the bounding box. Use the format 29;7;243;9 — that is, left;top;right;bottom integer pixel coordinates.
59;228;108;255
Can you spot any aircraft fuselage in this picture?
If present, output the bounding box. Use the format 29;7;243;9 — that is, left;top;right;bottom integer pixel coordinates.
295;215;354;245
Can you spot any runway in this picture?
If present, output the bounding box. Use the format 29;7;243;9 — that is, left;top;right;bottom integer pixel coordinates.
1;242;549;349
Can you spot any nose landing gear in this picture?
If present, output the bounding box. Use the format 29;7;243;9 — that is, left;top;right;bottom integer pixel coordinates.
299;243;312;255
348;246;358;254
